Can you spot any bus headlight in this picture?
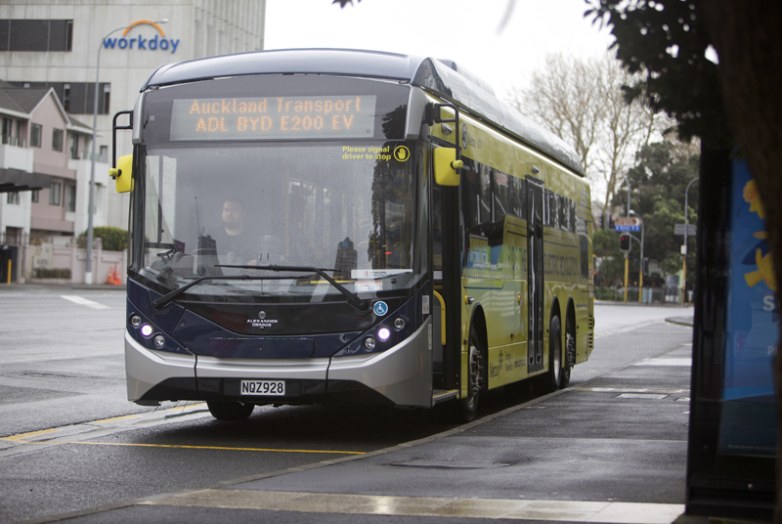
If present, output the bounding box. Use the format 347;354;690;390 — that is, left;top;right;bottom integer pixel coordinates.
377;327;391;342
127;310;188;355
140;324;154;338
332;296;417;357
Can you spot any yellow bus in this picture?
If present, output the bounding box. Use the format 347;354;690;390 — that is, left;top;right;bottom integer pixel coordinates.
112;49;594;421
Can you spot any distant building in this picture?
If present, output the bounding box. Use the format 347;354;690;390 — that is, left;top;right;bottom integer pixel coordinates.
0;81;93;244
0;0;266;244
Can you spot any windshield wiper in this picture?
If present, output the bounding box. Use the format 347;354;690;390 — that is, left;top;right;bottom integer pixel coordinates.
152;274;266;310
218;264;370;311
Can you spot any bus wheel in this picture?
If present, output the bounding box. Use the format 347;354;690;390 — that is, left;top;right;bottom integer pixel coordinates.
548;315;563;391
561;315;575;388
460;327;485;422
207;400;254;421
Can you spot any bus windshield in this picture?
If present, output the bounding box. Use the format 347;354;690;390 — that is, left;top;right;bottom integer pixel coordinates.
134;140;424;303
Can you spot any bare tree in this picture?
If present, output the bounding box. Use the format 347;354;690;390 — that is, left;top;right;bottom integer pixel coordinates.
509;53;668;221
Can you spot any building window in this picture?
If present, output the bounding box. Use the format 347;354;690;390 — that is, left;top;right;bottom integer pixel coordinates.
62;84;71;111
7;192;20;205
0;19;73;51
2;117;11;144
31;190;39;203
49;181;62;205
68;132;79;159
101;84;111;115
30;124;42;148
65;184;76;212
52;128;64;152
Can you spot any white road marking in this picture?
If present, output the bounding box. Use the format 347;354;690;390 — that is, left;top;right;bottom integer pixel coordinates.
633;358;691;367
60;295;110;310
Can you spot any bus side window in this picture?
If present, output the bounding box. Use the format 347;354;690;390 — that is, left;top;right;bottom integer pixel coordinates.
461;160;493;236
507;176;525;220
461;162;480;233
492;170;510;221
478;164;492;226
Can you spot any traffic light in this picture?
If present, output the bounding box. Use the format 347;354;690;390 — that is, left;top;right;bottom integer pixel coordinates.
619;233;630;253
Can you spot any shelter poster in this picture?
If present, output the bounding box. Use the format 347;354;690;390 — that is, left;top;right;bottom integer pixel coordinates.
719;159;779;456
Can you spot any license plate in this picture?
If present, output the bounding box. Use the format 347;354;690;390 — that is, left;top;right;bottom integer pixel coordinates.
240;380;285;396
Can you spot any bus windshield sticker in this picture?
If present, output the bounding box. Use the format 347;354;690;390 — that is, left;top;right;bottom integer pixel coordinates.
170;95;377;141
352;269;413;279
356;281;383;293
341;144;411;163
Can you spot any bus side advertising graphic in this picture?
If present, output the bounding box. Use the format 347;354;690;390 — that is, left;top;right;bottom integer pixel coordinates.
719;158;779;456
102;19;180;54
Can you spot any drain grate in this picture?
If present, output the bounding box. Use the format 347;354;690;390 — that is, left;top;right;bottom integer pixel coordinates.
615;393;668;400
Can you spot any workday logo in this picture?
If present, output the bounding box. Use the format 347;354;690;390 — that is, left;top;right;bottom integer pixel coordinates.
102;19;180;54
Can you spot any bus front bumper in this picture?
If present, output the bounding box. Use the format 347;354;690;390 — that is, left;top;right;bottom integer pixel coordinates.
125;320;433;408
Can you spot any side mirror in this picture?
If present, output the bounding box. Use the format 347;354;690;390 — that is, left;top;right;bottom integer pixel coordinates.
433;147;463;187
429;103;458;124
110;154;133;193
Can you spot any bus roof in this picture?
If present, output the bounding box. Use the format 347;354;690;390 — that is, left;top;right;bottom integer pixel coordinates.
142;48;585;176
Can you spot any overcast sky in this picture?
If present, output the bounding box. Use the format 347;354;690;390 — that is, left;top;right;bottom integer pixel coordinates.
264;0;614;98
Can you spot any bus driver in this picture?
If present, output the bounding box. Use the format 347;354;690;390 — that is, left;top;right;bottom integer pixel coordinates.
215;198;256;264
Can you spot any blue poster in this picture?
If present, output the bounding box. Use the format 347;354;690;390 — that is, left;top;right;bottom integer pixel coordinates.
720;159;779;455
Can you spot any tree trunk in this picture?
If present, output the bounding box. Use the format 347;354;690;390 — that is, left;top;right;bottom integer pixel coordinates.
698;1;782;519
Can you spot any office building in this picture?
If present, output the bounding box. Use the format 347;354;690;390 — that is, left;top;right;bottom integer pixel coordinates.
0;0;265;280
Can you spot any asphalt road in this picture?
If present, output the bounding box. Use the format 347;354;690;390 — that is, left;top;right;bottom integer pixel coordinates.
0;286;693;523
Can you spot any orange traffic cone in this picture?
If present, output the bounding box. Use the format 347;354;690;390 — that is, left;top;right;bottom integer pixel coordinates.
106;266;121;285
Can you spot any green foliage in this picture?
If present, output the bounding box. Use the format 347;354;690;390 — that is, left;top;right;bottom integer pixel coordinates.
586;0;731;147
593;229;626;289
78;227;128;252
610;140;699;287
595;139;698;291
593;228;620;257
595;286;624;301
33;268;71;279
595;255;626;289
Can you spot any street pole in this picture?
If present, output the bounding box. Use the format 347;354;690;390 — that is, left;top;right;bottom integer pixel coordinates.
86;24;126;285
624;177;631;303
681;177;699;303
638;219;644;303
623;252;629;303
85;19;167;284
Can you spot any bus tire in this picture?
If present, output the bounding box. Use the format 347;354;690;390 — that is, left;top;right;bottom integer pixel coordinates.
548;315;564;391
207;400;254;421
460;325;485;422
562;309;576;388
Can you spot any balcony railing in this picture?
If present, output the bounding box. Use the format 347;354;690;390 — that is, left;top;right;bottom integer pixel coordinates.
1;135;27;148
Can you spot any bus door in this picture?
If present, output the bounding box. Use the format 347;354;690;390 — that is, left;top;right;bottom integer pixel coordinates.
527;178;544;372
431;181;461;392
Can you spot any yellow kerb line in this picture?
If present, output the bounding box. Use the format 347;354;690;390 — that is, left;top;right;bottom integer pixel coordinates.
2;428;60;443
92;414;142;424
73;441;366;455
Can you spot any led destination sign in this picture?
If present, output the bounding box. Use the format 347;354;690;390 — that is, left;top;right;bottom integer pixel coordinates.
170;95;377;140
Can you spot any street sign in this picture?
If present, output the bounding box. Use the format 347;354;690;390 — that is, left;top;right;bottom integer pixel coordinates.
674;223;697;236
614;216;641;232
